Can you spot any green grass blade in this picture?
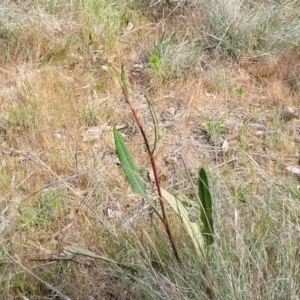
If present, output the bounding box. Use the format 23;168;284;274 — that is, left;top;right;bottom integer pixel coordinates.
113;126;146;195
198;168;214;246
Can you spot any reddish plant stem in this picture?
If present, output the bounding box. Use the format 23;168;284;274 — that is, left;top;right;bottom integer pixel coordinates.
118;69;181;265
128;102;182;265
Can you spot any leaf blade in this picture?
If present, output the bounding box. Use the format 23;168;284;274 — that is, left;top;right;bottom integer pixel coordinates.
161;188;204;258
198;168;214;246
146;95;159;154
113;126;146;195
121;65;130;101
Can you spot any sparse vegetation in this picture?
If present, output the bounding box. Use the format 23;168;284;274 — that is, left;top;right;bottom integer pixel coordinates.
1;0;300;299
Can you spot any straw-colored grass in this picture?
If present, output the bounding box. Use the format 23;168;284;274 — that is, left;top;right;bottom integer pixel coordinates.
1;0;300;298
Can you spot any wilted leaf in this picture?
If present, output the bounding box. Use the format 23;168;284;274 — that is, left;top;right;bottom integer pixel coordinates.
161;188;204;258
64;245;139;274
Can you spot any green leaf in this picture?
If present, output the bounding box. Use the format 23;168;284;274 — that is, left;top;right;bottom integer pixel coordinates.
113;126;146;195
198;168;214;246
121;65;129;100
146;95;159;154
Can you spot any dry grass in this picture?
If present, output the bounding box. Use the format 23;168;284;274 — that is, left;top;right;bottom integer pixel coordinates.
1;0;300;299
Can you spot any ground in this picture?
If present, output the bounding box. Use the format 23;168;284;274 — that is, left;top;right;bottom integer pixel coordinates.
1;1;300;299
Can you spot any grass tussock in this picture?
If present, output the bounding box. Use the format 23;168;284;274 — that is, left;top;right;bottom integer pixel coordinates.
1;0;300;299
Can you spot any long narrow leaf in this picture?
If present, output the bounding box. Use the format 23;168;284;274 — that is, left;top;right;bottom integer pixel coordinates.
113;126;146;195
121;65;129;101
64;245;139;274
198;168;214;246
161;188;204;258
146;95;159;154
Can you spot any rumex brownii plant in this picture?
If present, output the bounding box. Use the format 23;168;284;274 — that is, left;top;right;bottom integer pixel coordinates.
113;64;181;265
109;62;214;265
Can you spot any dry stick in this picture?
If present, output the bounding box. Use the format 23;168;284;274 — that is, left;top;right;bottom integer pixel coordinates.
121;81;182;266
